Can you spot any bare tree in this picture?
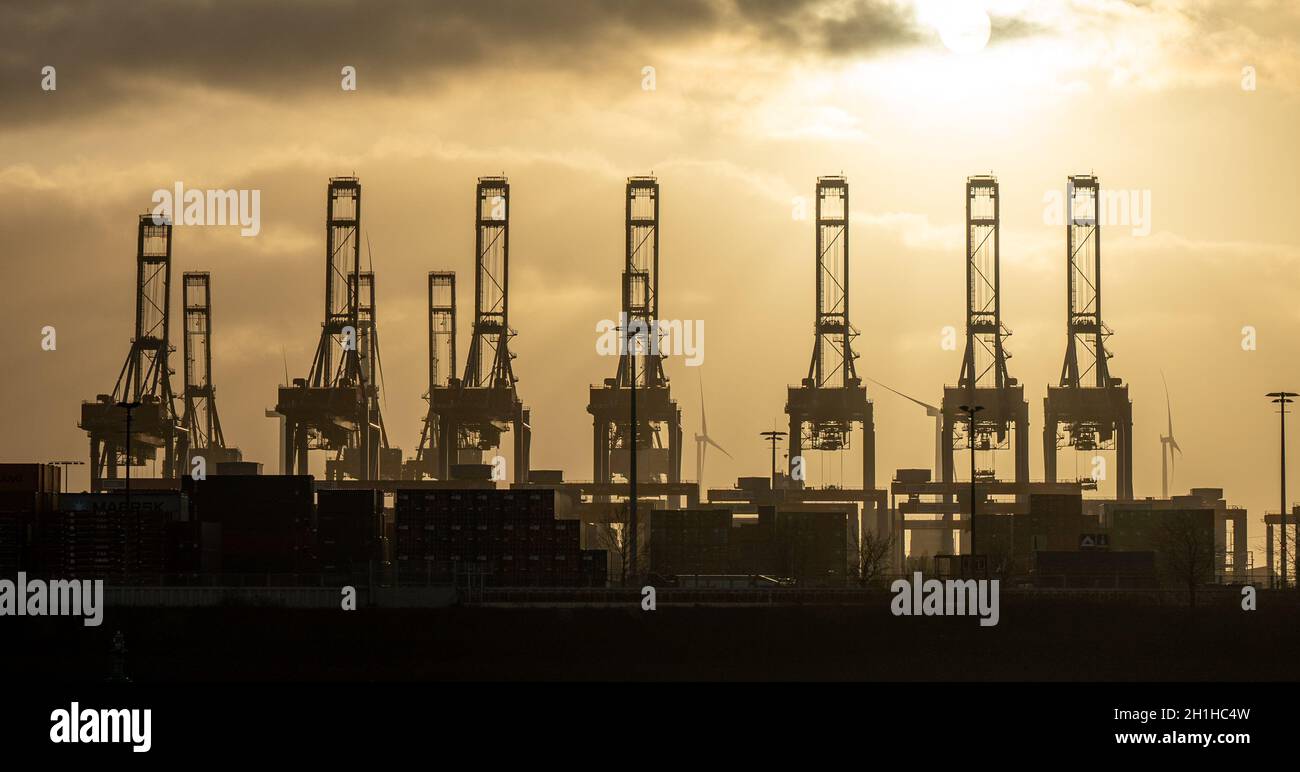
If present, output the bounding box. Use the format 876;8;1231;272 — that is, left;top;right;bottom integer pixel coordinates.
588;512;649;587
1154;511;1216;607
589;521;629;586
1273;521;1299;589
854;530;895;588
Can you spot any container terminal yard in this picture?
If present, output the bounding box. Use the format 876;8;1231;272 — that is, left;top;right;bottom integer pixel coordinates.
1;172;1295;683
10;1;1300;760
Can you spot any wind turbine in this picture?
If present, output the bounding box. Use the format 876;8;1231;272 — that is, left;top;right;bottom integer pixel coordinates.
694;380;732;494
1160;371;1182;499
866;377;942;480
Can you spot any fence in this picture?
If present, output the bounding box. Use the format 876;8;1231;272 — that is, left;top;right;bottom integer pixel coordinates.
105;586;342;608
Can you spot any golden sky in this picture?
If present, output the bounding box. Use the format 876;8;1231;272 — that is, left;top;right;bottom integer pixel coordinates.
3;0;1299;552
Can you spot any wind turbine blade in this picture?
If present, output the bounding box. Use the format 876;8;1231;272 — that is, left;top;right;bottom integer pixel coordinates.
865;376;939;412
1162;370;1174;437
705;436;733;459
699;379;708;436
933;415;943;479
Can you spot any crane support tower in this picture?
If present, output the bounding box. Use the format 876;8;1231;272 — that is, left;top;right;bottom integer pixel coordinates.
588;176;684;493
409;271;457;478
275;177;401;481
1043;175;1133;498
80;214;188;491
784;176;875;497
428;176;531;483
181;271;241;469
940;175;1030;552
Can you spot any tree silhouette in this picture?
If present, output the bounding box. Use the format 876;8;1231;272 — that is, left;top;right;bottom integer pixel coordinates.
1154;511;1215;607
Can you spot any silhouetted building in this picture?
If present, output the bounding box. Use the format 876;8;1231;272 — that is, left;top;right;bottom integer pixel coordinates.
1094;489;1245;580
972;493;1086;576
972;493;1218;587
1110;508;1215;588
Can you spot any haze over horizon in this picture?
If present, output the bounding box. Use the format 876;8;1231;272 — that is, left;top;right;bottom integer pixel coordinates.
3;0;1299;559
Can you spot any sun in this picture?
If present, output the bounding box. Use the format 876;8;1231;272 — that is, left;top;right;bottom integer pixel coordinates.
920;0;992;55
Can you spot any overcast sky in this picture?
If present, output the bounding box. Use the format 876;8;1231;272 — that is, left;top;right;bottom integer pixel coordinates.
3;0;1299;554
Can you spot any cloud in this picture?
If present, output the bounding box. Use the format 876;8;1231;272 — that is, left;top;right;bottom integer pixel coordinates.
3;0;1016;130
734;0;923;54
0;0;723;128
9;0;1294;137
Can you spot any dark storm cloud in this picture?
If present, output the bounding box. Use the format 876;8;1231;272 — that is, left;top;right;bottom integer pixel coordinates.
0;0;722;127
734;0;923;54
0;0;914;125
731;0;1044;55
0;0;1049;129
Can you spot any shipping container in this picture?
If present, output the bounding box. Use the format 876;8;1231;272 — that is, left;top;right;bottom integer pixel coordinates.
184;476;313;573
0;464;47;493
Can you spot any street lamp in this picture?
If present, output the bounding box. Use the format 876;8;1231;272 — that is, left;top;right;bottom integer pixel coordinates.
46;460;85;494
959;404;984;572
1267;392;1297;588
623;320;644;583
760;430;788;487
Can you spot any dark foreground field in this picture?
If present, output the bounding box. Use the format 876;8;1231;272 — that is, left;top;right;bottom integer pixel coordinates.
4;591;1298;682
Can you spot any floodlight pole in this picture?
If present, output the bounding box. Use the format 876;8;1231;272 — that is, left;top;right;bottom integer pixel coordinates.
1268;392;1297;588
960;404;984;570
116;400;142;507
760;430;788;487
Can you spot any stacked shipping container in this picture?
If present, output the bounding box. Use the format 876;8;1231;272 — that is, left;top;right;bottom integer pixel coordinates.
649;510;731;577
0;464;58;574
38;493;191;583
395;489;605;587
185;475;315;574
645;507;851;586
773;511;849;587
316;489;382;574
